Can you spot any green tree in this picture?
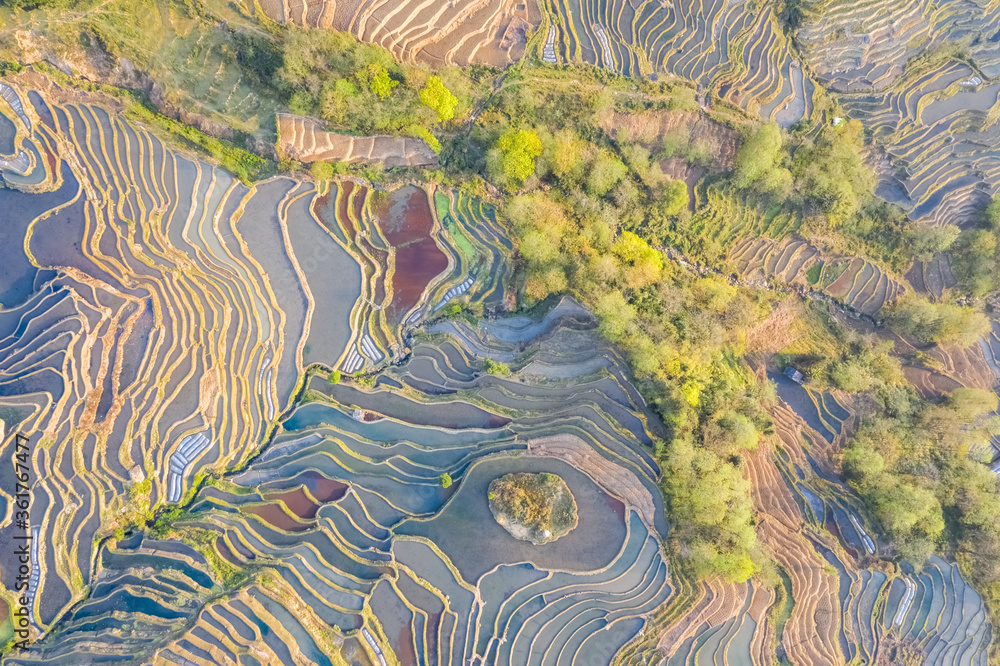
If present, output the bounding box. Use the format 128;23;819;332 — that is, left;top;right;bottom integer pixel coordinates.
733;123;790;195
419;76;459;122
959;229;997;261
920;387;999;453
934;304;991;347
842;445;885;479
951;228;998;297
906;224;960;262
945;387;998;422
940;457;1000;535
704;412;758;456
364;64;398;99
692;277;737;313
232;31;283;86
662;129;689;158
484;358;511;376
887;295;990;347
439;473;453;488
866;475;944;561
828;338;903;393
275;29;434;134
621;142;664;188
319;78;359;124
488;129;543;188
288;90;314;115
594;292;635;342
506;195;570;295
793;119;874;223
543;129;588;189
661;437;758;582
985;196;1000;231
586;151;629;197
660;179;689;217
687;138;714;168
612;231;663;289
310;161;336;181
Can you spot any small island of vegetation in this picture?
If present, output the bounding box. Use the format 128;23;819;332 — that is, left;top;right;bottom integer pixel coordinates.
488;472;578;545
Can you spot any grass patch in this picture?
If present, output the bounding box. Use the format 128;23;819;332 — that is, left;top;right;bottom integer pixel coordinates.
806;263;822;286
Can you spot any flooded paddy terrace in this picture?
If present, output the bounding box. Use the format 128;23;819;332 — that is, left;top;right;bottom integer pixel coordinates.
1;70;992;666
0;78;376;634
8;296;671;664
0;75;529;663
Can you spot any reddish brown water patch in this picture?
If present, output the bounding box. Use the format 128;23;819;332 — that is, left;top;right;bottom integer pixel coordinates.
246;502;312;532
315;181;356;235
375;186;448;324
396;622;417;665
293;470;349;504
339;181;354;224
266;486;322;520
316;183;389;305
353;183;366;220
426;611;441;658
313;192;333;230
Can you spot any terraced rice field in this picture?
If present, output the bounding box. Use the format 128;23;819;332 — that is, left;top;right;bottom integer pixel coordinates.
0;77;509;643
311;179;513;366
249;0;542;67
619;383;994;666
7;298;673;664
539;0;1000;227
796;0;1000;226
250;0;816;127
659;581;774;666
974;319;1000;469
541;0;813;126
0;39;997;660
731;237;905;317
232;0;1000;232
277;114;438;168
769;371;850;444
612;357;994;666
905;252;959;301
756;390;994;666
251;0;998;231
25;0;989;235
0;78;368;629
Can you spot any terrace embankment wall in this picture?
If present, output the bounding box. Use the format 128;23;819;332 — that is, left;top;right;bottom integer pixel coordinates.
277;113;438;168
